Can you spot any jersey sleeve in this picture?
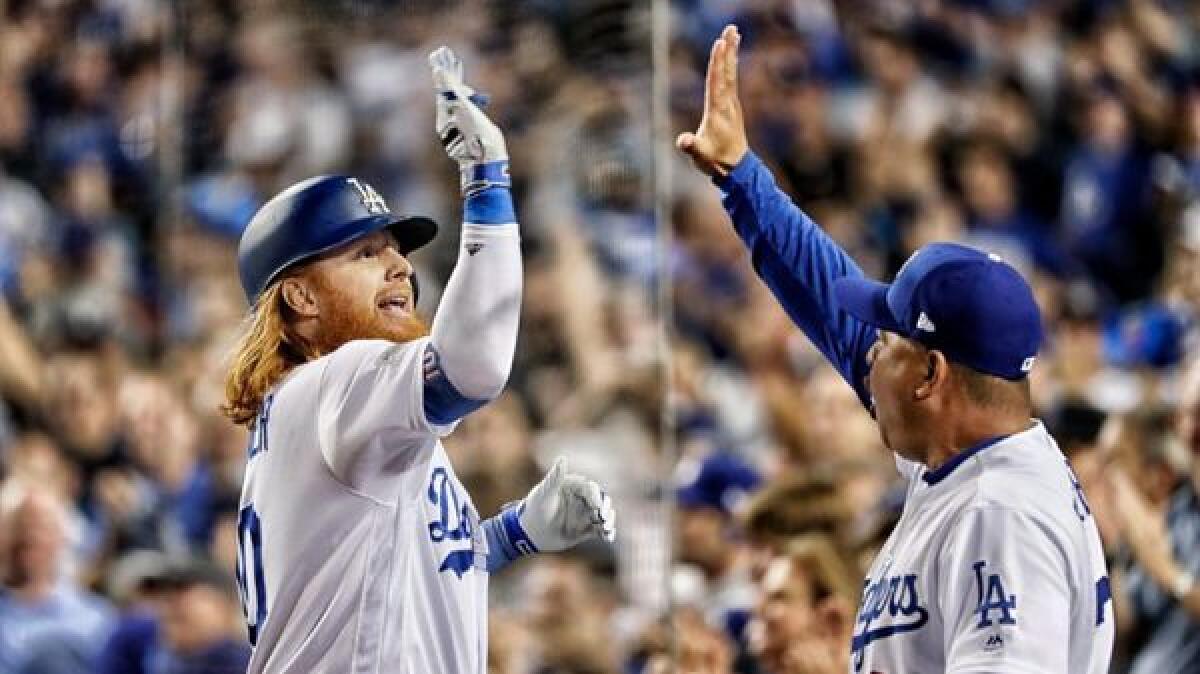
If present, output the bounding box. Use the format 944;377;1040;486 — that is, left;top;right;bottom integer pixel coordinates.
317;338;457;485
937;506;1072;673
716;151;877;408
427;205;521;407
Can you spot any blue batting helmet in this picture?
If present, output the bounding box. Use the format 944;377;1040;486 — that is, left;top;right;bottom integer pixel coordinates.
237;175;438;305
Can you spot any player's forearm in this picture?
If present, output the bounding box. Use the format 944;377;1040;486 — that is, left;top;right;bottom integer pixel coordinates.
429;188;521;401
716;151;875;403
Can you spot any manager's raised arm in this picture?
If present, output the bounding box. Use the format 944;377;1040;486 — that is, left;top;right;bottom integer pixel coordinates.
677;24;876;407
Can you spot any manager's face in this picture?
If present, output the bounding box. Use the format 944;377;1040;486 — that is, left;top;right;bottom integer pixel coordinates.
864;330;934;461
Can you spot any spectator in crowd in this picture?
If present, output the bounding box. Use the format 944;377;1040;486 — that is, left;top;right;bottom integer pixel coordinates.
517;555;618;674
674;452;761;655
1103;361;1200;674
152;559;251;674
641;607;733;674
749;535;858;674
739;474;854;582
0;481;115;673
95;550;171;674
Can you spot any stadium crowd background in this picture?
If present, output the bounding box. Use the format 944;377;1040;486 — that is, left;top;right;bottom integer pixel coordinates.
0;0;1198;672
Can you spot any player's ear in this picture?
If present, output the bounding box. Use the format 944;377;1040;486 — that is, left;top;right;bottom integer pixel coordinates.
280;276;320;319
914;350;947;401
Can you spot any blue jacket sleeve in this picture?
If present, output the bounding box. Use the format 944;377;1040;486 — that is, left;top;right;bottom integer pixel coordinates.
717;151;876;408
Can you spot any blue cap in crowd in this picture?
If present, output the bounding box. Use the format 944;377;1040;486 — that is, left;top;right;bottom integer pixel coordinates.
676;453;762;516
833;242;1043;380
1102;303;1187;370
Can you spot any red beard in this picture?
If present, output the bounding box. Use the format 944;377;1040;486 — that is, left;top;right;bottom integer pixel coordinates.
307;274;429;355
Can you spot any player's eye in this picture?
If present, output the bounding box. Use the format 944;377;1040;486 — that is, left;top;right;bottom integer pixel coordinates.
356;244;378;259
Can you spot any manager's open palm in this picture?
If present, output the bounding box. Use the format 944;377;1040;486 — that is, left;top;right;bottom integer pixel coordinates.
676;24;749;177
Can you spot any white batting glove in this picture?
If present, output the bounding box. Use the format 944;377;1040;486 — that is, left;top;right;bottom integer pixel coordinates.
428;46;510;196
519;457;616;551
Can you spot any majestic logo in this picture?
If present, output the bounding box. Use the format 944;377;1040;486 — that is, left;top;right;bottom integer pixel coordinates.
347;177;390;215
851;567;929;672
465;243;484;256
983;633;1005;652
973;560;1017;628
428;466;482;578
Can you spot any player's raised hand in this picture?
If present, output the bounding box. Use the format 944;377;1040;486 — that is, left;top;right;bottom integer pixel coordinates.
676;24;748;177
429;46;510;195
519;457;615;552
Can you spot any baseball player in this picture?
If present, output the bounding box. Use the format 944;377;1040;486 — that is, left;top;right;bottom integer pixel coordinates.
221;48;615;673
678;25;1113;672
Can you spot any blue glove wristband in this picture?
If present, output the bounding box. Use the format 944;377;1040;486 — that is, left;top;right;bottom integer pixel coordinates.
464;184;516;225
481;503;538;573
462;160;512;200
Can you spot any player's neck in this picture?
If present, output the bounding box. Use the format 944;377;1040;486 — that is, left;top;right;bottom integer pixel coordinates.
923;407;1034;472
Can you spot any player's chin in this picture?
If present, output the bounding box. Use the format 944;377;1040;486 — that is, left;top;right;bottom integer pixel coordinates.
374;310;429;342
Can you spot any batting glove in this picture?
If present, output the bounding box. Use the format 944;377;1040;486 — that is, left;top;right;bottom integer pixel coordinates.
519;457;615;551
429;46;510;197
483;457;615;571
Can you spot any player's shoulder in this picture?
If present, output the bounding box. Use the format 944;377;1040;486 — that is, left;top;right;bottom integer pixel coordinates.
271;338;429;401
319;337;430;378
966;421;1083;528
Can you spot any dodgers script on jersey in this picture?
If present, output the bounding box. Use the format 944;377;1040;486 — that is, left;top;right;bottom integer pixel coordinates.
236;338;489;673
850;423;1114;673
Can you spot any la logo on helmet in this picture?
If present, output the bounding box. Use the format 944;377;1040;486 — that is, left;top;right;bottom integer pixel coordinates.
347;177;390;215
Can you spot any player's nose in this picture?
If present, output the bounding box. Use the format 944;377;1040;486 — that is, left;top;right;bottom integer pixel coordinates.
383;246;413;282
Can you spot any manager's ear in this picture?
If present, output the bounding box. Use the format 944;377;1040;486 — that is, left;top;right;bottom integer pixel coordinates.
280;277;320;319
914;350;949;401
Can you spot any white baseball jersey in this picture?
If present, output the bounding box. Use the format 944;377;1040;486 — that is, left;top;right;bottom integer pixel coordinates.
236;337;490;673
850;421;1113;673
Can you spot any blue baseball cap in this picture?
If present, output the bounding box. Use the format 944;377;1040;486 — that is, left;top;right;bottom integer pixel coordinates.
832;242;1042;380
1102;303;1187;370
676;453;762;516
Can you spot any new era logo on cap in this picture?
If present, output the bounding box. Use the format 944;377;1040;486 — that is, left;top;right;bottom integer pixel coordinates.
916;312;936;333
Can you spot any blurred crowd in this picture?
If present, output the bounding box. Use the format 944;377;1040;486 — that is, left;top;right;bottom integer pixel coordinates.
0;0;1199;673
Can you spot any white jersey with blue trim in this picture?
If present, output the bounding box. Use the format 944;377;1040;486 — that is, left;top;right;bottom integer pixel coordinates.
850;421;1113;673
236;338;489;674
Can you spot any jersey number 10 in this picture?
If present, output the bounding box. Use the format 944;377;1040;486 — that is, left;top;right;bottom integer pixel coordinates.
236;505;267;646
236;396;272;646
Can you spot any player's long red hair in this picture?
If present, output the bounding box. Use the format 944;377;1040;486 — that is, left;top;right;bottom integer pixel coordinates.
221;280;318;428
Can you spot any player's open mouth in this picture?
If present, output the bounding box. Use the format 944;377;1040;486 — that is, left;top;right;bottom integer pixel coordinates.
377;296;410;316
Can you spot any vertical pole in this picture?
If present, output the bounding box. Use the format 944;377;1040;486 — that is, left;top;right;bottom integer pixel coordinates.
650;0;677;668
